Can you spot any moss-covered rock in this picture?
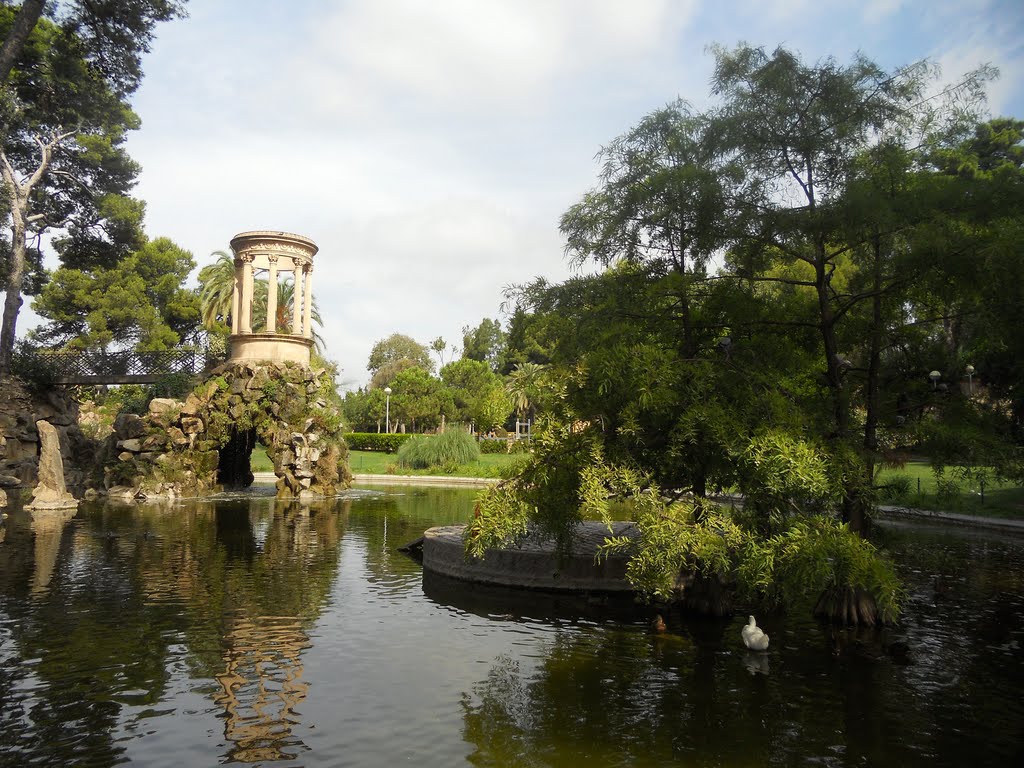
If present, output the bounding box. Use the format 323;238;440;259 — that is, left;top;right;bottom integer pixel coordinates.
98;361;351;500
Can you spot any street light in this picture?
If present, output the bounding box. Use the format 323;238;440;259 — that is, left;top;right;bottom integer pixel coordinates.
929;370;941;390
965;364;975;396
384;386;392;433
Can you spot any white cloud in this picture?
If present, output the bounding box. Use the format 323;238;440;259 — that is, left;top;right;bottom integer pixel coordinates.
284;0;693;125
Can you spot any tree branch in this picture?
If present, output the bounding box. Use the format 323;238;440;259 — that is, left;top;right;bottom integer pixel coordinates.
0;0;46;86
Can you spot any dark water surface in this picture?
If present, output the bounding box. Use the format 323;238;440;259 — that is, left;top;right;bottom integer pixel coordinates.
1;486;1022;767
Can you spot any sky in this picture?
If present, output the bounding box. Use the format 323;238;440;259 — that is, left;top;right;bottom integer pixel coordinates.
22;0;1024;389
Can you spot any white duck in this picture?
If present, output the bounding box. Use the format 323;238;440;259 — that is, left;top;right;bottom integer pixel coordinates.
741;615;770;651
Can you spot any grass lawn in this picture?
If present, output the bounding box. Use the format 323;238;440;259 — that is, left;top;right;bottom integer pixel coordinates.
876;461;1024;519
250;444;524;479
346;449;524;478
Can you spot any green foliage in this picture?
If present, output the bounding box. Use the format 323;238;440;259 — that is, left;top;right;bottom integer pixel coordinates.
738;431;835;526
150;372;194;400
469;421;603;558
31;237;200;351
106;385;150;415
465;44;1021;622
878;474;912;501
310;403;343;436
367;333;434;388
343;432;413;453
441;357;512;431
397;430;481;470
579;458;904;622
8;339;60;393
479;438;511;454
389;366;454;432
933;472;963;506
197;251;236;330
462;318;506;371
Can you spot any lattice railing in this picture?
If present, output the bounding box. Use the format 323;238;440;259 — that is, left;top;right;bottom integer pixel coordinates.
37;347;202;384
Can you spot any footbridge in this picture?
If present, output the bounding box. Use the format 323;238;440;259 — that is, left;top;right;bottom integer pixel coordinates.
34;348;206;385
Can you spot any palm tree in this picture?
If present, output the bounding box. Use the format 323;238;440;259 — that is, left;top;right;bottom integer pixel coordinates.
251;276;326;350
197;250;235;330
506;362;546;420
197;250;326;350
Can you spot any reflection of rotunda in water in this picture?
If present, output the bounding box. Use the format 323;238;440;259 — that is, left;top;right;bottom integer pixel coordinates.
206;502;342;762
214;613;311;762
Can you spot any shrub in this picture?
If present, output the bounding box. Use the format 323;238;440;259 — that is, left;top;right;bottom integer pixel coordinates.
397;430;481;469
344;432;414;452
479;438;510;454
479;437;531;454
9;341;60;394
151;373;195;399
878;474;911;502
935;476;962;506
108;385;150;415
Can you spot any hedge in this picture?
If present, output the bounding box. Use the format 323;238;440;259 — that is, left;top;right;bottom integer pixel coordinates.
344;432;414;453
480;438;531;455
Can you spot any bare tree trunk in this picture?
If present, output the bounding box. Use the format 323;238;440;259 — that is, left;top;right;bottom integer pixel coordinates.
0;138;57;374
814;242;847;436
0;0;45;86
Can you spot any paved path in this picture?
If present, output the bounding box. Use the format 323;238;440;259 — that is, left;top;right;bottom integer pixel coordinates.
875;504;1024;533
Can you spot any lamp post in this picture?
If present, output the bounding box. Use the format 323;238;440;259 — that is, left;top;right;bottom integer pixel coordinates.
384;386;392;433
965;364;975;396
929;370;941;390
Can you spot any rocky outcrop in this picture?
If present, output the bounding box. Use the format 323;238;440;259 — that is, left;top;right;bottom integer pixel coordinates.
26;421;78;511
105;361;351;500
0;375;97;505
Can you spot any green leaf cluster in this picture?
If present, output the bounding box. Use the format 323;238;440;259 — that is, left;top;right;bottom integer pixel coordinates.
31;237;200;351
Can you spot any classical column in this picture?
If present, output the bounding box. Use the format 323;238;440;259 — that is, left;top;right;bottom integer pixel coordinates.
291;257;303;335
231;261;242;334
302;264;313;339
266;255;279;333
240;255;254;334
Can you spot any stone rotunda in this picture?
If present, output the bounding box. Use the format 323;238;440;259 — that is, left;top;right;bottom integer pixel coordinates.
228;231;319;366
88;229;351;501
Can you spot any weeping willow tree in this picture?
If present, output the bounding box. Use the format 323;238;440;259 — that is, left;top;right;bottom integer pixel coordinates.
467;376;904;625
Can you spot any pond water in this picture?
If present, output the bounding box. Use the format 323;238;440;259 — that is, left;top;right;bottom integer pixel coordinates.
0;486;1022;767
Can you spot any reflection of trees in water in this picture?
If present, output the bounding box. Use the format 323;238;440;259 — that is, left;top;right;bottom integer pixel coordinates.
465;590;1024;768
878;526;1024;761
463;630;716;768
0;497;347;766
351;487;476;585
0;507;178;766
461;622;930;768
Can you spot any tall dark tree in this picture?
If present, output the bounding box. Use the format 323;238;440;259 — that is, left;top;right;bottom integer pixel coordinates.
461;317;505;371
0;2;185;93
0;1;186;373
470;44;1011;624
